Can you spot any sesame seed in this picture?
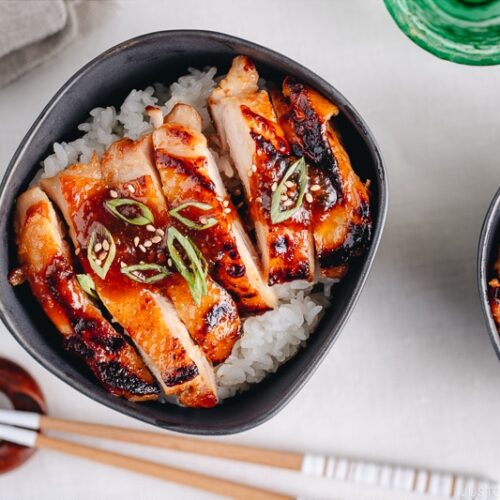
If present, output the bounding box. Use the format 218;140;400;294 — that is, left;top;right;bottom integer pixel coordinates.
102;240;110;251
283;200;294;207
94;243;102;253
306;193;313;203
139;244;146;252
155;228;164;236
271;182;278;192
143;240;152;248
199;216;208;224
310;184;321;192
255;197;262;204
127;184;135;194
146;224;156;232
75;248;80;256
222;200;229;207
133;236;140;247
168;258;173;267
110;190;118;198
247;169;253;177
224;207;231;214
151;236;162;244
252;164;257;172
285;181;294;189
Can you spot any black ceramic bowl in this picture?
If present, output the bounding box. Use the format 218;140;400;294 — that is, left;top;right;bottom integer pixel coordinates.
0;31;387;434
478;188;500;359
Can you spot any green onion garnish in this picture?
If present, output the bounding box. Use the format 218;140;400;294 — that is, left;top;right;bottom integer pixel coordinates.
76;274;98;299
169;201;217;230
120;263;170;284
105;198;154;226
87;223;116;279
270;157;308;224
166;227;208;305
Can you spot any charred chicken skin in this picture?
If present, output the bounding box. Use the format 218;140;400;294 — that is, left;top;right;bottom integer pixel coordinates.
41;155;218;408
101;134;242;364
271;77;372;279
14;187;159;401
209;56;316;285
151;103;277;315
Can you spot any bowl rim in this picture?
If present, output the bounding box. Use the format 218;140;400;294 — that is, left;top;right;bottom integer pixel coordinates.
478;187;500;359
0;29;388;434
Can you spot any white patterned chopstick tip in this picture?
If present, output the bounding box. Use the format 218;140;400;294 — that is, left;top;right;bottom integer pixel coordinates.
0;409;41;430
301;454;499;499
0;423;37;447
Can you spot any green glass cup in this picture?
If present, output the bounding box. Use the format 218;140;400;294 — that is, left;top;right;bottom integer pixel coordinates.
384;0;500;65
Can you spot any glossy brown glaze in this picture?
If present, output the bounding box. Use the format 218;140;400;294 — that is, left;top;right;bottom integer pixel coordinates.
15;187;159;401
208;56;315;285
41;160;218;407
241;106;315;285
0;358;46;474
489;251;500;331
271;77;372;279
153;107;277;316
102;136;241;365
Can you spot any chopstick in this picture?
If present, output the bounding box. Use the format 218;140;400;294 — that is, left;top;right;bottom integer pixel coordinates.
0;409;302;469
1;410;498;499
41;415;304;470
0;423;291;500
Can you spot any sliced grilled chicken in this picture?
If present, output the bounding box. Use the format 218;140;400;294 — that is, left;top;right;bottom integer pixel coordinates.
151;103;277;315
271;77;372;279
489;252;500;331
41;157;218;408
15;187;159;401
101;135;241;362
490;278;500;330
208;56;315;285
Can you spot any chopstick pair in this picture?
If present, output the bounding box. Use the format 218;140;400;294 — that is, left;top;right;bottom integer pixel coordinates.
0;409;291;500
0;409;496;500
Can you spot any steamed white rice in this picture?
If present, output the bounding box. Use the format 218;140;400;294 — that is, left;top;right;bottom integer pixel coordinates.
40;67;332;400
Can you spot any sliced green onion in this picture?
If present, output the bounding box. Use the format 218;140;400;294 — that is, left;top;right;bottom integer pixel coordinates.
169;201;217;230
87;223;116;279
120;263;170;284
105;198;154;226
270;157;308;224
166;227;207;305
76;274;98;299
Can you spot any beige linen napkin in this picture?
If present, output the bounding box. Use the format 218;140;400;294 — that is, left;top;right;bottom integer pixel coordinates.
0;0;79;88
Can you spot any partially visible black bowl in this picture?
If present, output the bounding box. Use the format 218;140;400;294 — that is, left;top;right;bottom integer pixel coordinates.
478;188;500;359
0;30;387;435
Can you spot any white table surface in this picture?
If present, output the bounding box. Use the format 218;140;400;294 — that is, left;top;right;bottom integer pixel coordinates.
1;1;500;499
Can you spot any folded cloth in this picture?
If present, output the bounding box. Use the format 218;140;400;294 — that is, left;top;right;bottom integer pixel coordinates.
0;0;79;88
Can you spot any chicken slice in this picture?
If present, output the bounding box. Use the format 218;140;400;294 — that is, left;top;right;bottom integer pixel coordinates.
15;187;159;401
151;103;277;315
101;135;241;363
271;77;372;279
208;56;315;285
40;157;217;408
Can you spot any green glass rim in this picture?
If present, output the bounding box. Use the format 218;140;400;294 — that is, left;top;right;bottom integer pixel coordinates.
384;0;500;66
